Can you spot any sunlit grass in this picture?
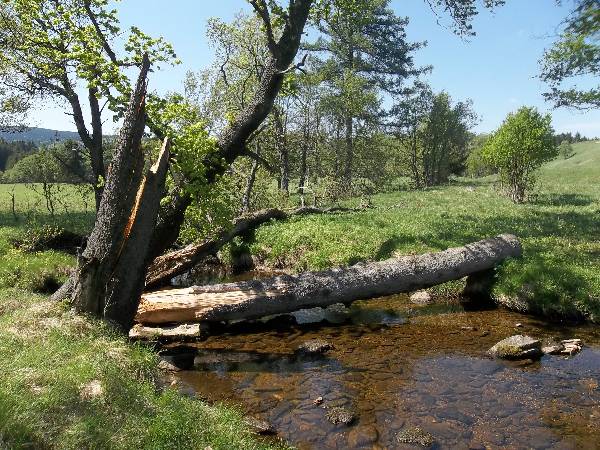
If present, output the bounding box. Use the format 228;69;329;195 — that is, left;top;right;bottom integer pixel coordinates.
0;184;285;449
251;141;600;321
0;290;285;450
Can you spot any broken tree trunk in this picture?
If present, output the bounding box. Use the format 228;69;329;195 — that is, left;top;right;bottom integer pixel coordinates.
145;206;362;289
71;56;171;331
136;234;522;325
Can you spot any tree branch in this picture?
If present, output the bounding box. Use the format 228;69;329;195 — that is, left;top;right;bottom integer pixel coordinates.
278;53;308;74
243;147;276;173
249;0;278;56
83;0;119;64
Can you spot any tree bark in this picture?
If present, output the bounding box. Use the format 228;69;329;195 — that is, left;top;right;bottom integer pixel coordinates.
344;114;353;184
71;56;172;331
88;87;106;211
298;110;310;193
273;105;290;194
136;234;522;325
242;157;260;213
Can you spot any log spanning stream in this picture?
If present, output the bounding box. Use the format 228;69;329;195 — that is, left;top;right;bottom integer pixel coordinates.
136;235;521;327
155;285;600;448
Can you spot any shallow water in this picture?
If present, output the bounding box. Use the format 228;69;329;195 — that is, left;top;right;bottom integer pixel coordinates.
163;293;600;449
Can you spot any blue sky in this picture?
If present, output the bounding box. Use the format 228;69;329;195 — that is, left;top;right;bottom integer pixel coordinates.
34;0;600;137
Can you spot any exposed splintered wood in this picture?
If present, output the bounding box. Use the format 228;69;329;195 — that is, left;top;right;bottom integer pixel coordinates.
70;56;173;331
136;234;522;325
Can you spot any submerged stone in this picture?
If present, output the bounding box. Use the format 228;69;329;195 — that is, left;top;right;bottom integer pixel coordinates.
348;425;378;447
410;290;433;305
488;335;543;360
326;406;356;425
297;339;334;355
396;426;435;447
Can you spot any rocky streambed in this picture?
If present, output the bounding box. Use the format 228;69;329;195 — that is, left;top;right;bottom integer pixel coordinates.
159;294;600;449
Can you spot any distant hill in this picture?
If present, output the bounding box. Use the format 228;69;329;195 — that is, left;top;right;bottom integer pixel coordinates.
0;127;80;144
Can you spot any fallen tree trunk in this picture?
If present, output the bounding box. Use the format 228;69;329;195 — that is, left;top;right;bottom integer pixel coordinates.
145;206;362;288
136;234;522;325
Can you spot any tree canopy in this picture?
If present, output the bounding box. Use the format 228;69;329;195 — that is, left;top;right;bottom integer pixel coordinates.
0;0;178;208
540;0;600;109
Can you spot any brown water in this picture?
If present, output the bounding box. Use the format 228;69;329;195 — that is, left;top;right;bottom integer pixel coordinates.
162;294;600;449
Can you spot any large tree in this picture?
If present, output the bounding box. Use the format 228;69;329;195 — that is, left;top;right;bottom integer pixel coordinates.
148;0;314;259
0;0;177;209
420;91;477;185
389;87;476;187
389;83;434;188
66;0;314;329
540;0;600;109
308;0;425;184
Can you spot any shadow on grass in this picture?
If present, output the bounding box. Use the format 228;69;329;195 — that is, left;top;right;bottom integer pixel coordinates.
530;193;595;207
374;235;406;260
425;208;600;247
0;210;95;234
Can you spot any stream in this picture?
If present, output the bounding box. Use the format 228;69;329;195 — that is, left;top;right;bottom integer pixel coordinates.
160;274;600;449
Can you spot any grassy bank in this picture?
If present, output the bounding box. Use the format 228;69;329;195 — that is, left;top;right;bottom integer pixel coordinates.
0;184;91;293
0;187;282;449
249;141;600;322
0;290;283;449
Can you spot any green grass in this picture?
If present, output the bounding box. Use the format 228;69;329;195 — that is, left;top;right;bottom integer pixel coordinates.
0;184;93;292
0;184;284;449
0;142;597;448
0;291;282;449
249;141;600;322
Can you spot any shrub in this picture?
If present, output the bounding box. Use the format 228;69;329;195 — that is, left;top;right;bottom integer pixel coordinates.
558;140;575;159
10;225;84;254
483;107;557;203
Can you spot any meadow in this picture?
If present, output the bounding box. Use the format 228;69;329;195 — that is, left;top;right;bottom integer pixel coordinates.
0;141;598;448
0;186;284;449
250;141;600;321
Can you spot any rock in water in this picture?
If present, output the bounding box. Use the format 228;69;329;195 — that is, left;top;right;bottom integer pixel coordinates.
297;339;334;355
348;425;378;447
488;335;543;360
244;416;276;435
410;290;433;305
396;427;435;447
542;338;565;355
326;406;356;425
157;359;182;372
561;338;583;355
